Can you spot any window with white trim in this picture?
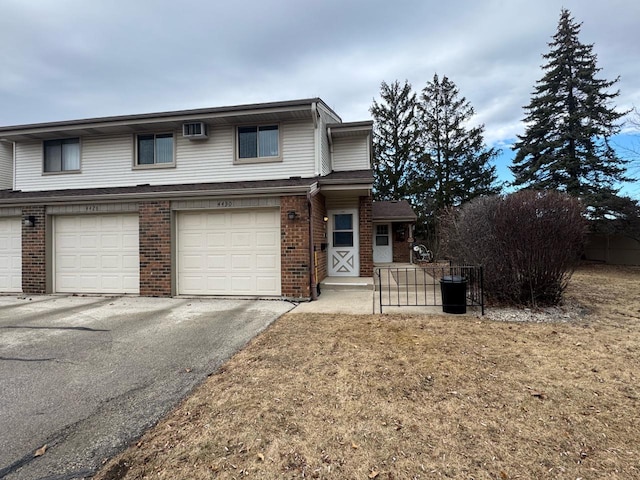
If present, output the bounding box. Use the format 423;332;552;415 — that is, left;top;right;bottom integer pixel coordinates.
237;125;279;161
44;138;80;173
136;133;174;166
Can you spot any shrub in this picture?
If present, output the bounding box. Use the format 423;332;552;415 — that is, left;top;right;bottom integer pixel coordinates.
441;190;586;306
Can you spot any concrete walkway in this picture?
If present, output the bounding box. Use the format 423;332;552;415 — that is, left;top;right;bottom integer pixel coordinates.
291;263;480;315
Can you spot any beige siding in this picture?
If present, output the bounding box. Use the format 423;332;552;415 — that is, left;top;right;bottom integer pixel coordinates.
326;197;359;210
14;121;317;192
0;142;13;189
332;136;370;172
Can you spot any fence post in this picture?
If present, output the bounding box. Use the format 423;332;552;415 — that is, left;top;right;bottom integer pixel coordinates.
480;266;485;316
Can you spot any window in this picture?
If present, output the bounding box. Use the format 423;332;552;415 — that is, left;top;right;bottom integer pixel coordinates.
333;213;354;247
237;125;279;161
375;224;389;246
136;133;174;166
44;138;80;172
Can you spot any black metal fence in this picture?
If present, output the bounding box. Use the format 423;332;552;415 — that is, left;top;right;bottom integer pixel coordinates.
374;264;484;315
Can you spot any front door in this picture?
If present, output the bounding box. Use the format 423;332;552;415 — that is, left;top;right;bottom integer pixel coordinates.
327;209;359;276
373;223;392;263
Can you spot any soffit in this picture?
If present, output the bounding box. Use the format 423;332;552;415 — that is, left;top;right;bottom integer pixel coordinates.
0;103;315;141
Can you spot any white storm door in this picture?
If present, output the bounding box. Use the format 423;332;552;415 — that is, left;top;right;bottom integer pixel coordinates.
177;209;281;296
0;217;22;292
54;214;140;294
327;209;359;276
373;223;392;263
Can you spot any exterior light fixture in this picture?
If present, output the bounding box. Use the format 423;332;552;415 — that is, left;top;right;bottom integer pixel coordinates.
23;216;36;227
287;210;298;221
323;216;329;222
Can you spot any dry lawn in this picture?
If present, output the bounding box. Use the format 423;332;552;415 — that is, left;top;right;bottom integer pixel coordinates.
96;264;640;479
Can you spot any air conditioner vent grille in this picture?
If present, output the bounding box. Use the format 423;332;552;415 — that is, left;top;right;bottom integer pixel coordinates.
182;122;208;139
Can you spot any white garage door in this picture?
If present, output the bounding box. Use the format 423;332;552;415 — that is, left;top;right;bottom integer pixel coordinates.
178;209;281;296
0;217;22;292
54;214;139;294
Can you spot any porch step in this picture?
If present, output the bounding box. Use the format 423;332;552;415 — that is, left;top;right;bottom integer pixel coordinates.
320;277;375;291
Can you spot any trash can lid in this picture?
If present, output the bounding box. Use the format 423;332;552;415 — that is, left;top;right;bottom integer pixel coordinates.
441;275;465;283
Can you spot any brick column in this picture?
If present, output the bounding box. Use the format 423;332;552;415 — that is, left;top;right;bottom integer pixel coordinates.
281;195;311;299
139;201;172;297
22;205;46;294
359;195;373;277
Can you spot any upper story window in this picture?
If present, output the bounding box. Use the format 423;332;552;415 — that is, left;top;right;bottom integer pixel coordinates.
136;133;174;167
44;138;80;173
236;125;280;163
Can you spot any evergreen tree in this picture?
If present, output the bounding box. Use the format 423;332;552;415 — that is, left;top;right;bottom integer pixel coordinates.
416;73;501;214
511;9;630;213
370;80;421;200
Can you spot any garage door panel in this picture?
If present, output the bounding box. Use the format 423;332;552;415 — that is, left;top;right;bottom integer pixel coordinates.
122;254;139;269
207;233;226;248
230;212;251;226
231;232;251;247
80;255;99;269
256;254;277;269
0;218;22;293
256;231;278;247
231;254;251;269
206;213;225;227
55;214;139;294
181;232;203;248
80;234;99;249
255;210;278;224
207;255;226;269
207;277;228;292
256;277;278;293
178;209;280;296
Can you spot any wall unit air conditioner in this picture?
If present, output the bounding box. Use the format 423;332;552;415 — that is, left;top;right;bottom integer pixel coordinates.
182;122;208;139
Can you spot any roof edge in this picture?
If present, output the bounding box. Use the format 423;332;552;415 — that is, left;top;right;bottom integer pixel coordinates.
0;98;325;134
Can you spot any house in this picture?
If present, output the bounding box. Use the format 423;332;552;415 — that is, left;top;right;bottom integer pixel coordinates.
372;200;417;263
0;99;374;300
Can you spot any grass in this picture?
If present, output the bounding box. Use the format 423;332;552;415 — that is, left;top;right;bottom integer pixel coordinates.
96;263;640;479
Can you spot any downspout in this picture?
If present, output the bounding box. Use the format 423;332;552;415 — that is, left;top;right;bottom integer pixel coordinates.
12;142;17;190
311;102;320;176
327;127;334;172
307;189;318;300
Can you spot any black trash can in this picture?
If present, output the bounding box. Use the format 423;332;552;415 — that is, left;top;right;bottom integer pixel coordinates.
440;275;467;314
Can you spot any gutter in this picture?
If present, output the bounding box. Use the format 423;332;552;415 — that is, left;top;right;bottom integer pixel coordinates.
0;183;320;207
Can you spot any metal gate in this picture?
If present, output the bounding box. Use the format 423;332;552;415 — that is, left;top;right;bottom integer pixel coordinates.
374;264;484;314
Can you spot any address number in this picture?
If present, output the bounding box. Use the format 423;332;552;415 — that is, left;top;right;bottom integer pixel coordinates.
216;201;234;208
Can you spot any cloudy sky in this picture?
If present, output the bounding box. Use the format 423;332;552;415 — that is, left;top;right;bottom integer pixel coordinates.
1;0;639;193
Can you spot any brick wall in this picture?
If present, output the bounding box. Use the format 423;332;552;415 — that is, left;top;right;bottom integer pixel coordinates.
311;193;328;285
22;205;46;294
139;201;172;297
359;195;373;276
281;195;311;299
392;222;412;263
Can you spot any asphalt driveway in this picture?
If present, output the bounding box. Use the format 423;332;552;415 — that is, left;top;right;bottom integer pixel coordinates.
0;295;293;480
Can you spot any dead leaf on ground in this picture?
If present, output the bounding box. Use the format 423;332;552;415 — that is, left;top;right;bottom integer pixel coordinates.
34;444;47;457
351;442;359;449
531;391;546;399
257;453;264;461
369;470;379;478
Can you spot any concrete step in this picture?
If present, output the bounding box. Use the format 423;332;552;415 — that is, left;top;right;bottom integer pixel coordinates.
320;277;374;291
